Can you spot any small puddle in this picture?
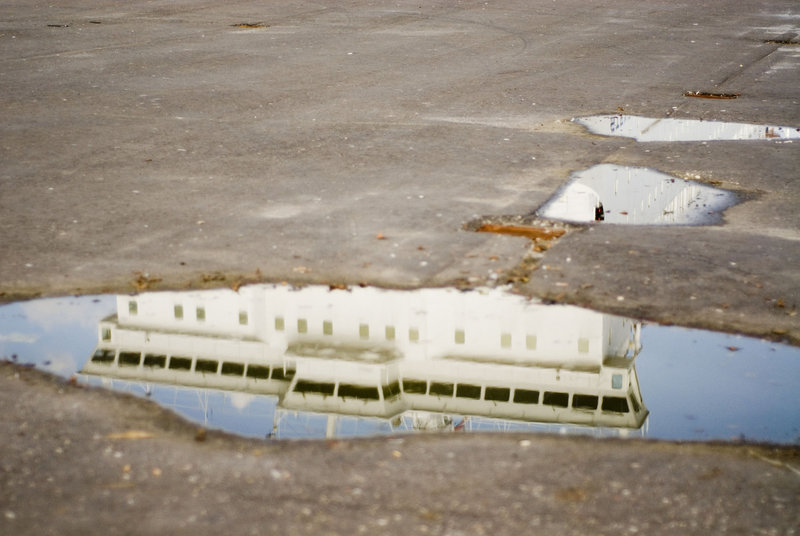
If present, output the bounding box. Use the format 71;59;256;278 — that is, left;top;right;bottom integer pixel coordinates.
575;114;800;142
537;164;738;225
2;285;798;443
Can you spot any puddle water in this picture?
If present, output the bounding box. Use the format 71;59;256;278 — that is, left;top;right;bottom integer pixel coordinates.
537;164;738;225
2;285;798;443
575;114;800;142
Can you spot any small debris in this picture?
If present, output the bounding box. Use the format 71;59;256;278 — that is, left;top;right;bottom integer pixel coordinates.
376;233;387;240
684;91;740;99
194;428;207;442
201;272;226;283
726;346;740;352
476;224;566;241
555;486;588;502
232;23;268;29
132;272;162;291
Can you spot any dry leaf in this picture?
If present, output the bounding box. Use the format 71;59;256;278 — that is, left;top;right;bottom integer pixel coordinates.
476;224;566;241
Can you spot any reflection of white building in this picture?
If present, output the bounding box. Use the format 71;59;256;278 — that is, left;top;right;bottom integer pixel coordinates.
82;285;648;435
538;164;737;225
575;114;800;142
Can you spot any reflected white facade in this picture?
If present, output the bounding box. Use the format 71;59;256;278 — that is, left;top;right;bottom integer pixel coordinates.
575;115;800;142
538;164;737;225
82;285;648;437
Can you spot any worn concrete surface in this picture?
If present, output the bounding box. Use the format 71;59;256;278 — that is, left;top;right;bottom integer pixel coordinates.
1;0;798;342
2;362;799;535
2;1;800;533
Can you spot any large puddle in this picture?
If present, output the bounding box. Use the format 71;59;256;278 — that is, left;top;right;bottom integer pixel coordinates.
575;115;800;142
537;164;739;225
2;285;798;443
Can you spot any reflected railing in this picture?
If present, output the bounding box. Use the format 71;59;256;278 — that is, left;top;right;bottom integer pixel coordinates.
80;285;648;439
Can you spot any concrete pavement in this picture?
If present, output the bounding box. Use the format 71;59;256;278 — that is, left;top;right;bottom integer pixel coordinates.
1;0;798;342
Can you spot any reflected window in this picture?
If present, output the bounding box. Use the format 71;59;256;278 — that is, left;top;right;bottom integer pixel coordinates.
409;328;419;342
271;367;295;381
612;374;623;390
485;387;510;402
630;394;641;413
578;338;589;354
456;384;482;400
513;389;539;404
572;394;599;410
295;381;335;396
143;354;166;368
168;356;192;370
454;329;465;345
385;326;396;341
275;317;285;331
359;324;370;339
174;305;183;320
119;352;141;367
221;362;245;376
501;333;512;349
430;382;454;397
297;318;308;334
245;364;270;379
323;320;333;336
239;311;248;326
403;379;427;394
91;349;116;364
382;381;401;400
128;301;138;316
196;307;205;322
338;384;380;400
526;335;537;350
101;327;112;342
543;391;569;408
602;396;630;413
195;359;218;374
